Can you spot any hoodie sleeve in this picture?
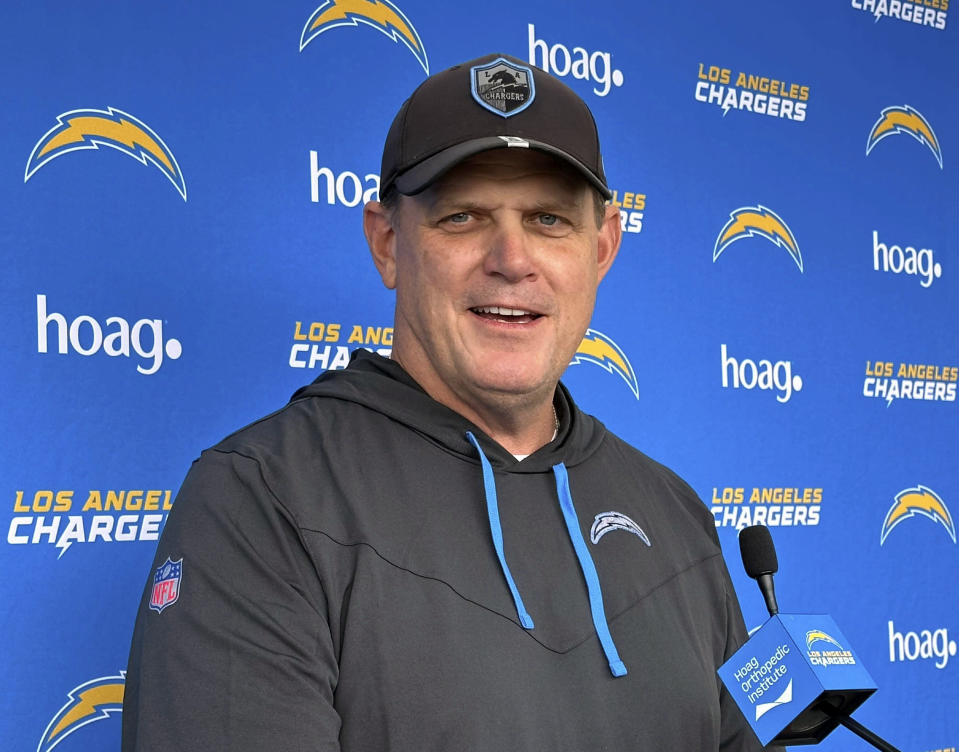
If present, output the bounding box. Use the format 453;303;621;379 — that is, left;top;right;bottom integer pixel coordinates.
122;448;341;752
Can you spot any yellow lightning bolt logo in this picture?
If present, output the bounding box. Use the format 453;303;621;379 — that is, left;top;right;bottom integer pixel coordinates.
866;104;943;169
300;0;429;74
36;673;125;752
714;205;803;272
24;107;186;200
570;328;639;399
805;630;844;651
880;485;956;546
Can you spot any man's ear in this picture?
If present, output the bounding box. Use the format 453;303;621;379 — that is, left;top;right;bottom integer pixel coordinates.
363;200;397;289
595;203;622;283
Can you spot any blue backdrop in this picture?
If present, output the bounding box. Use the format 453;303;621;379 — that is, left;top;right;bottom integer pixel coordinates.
2;1;956;750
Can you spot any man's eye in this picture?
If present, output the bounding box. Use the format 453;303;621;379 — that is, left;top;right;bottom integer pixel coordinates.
447;212;471;223
538;214;559;226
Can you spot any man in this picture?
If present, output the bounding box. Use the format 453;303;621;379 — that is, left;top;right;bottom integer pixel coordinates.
123;53;770;750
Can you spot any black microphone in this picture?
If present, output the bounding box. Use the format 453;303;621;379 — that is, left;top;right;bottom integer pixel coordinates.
739;524;779;616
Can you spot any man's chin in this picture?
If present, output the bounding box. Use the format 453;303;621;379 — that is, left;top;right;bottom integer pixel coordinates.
467;365;555;402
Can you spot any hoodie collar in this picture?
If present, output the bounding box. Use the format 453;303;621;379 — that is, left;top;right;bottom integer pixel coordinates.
290;349;605;472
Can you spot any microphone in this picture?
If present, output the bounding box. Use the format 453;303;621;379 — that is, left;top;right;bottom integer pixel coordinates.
717;526;901;751
739;524;779;616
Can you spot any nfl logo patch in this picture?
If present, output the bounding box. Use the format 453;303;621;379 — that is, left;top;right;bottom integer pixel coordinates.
471;57;535;117
149;557;182;614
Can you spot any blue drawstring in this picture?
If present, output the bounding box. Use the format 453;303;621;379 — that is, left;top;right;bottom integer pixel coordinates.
466;431;535;629
552;462;628;677
464;432;627;677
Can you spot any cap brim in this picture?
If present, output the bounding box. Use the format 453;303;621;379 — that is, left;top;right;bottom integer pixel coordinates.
393;137;612;200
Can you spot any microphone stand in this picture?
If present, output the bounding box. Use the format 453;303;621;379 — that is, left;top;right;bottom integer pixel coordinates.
816;701;902;752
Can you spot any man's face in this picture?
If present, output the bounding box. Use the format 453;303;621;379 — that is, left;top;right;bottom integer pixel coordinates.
365;149;620;416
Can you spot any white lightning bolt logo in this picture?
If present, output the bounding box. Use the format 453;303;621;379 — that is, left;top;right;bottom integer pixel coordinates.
590;511;651;547
55;538;71;559
54;516;82;559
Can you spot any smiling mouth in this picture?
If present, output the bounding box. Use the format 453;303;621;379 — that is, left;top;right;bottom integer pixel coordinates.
470;305;543;324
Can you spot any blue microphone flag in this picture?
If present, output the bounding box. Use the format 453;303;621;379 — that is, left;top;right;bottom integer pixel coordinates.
718;614;877;746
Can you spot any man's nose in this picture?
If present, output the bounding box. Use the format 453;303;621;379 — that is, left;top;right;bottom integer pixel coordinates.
483;221;537;282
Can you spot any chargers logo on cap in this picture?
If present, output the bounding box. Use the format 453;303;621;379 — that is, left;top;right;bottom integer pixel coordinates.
300;0;429;74
36;673;125;752
713;205;803;273
866;105;942;169
25;107;186;200
880;485;955;546
471;57;535;117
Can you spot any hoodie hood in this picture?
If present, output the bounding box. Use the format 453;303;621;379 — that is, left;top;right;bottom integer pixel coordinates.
291;349;607;473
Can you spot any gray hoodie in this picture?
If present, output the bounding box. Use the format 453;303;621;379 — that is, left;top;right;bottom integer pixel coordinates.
123;350;770;751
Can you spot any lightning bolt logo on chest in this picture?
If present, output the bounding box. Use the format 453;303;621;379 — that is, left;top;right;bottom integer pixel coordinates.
590;511;651;547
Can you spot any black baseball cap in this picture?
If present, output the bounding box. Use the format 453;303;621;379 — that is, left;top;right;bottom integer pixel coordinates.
379;52;611;200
